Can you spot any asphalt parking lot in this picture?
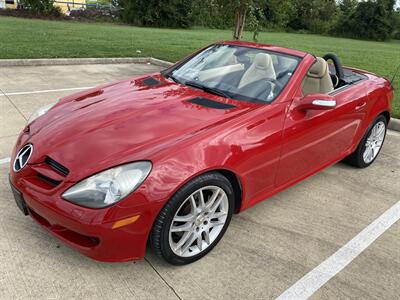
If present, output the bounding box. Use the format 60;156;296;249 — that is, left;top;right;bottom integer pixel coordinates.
0;62;399;300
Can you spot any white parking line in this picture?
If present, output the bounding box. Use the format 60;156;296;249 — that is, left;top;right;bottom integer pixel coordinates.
0;157;11;165
0;86;93;97
276;201;400;300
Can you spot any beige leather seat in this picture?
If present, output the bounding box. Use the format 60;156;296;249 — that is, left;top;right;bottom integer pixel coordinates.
238;53;276;89
302;57;334;95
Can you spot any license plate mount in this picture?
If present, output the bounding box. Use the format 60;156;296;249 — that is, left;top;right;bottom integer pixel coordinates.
10;181;29;216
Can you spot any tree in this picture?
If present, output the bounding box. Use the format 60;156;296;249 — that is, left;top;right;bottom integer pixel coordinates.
378;0;396;12
216;0;263;40
286;0;338;33
247;5;264;41
119;0;193;28
263;0;294;29
233;2;248;40
191;0;233;29
338;0;357;15
333;0;396;41
393;8;400;39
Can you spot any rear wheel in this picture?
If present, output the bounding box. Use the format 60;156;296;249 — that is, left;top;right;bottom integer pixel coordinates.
344;115;387;168
150;172;234;265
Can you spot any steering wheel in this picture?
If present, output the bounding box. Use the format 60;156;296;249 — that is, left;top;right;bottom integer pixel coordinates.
323;53;345;85
262;78;284;93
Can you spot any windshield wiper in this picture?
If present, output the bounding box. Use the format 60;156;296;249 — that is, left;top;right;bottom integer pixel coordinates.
185;81;231;99
164;75;231;99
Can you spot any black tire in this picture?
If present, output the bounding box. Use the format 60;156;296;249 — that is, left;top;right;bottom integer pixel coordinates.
150;172;234;265
344;115;387;168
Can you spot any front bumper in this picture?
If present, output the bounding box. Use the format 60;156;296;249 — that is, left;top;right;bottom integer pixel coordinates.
9;170;163;262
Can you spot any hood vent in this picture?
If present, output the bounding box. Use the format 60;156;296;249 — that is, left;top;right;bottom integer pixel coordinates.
76;89;104;101
187;97;236;110
142;77;160;86
45;156;69;176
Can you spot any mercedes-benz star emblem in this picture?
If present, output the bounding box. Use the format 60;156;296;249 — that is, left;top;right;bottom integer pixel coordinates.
13;144;33;172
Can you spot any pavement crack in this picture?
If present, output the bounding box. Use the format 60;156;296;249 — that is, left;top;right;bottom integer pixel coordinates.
0;86;27;121
144;257;182;300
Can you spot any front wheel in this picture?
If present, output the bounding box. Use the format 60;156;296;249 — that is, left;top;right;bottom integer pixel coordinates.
344;115;387;168
150;172;234;265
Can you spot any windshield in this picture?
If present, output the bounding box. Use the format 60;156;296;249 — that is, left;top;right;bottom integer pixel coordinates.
168;44;301;104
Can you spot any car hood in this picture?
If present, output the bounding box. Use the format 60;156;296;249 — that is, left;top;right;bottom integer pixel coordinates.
27;74;253;181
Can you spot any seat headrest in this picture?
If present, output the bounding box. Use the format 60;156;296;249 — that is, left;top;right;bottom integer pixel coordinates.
308;57;328;78
254;53;273;70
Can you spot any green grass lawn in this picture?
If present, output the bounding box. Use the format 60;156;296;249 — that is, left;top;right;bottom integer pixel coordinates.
1;16;399;118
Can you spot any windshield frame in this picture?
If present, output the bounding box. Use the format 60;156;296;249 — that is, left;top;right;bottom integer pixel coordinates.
162;43;303;105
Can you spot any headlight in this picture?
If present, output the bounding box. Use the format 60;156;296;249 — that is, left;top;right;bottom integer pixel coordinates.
62;161;152;208
28;101;58;124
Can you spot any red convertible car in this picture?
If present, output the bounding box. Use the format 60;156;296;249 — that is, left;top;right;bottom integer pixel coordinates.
9;41;393;265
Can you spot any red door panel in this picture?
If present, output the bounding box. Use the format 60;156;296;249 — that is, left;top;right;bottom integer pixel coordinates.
275;82;369;187
223;102;289;208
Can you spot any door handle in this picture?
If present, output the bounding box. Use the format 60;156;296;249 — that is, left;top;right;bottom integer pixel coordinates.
355;102;367;111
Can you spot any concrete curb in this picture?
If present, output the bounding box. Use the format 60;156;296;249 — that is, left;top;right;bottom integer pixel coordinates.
149;57;174;68
388;118;400;131
0;57;174;67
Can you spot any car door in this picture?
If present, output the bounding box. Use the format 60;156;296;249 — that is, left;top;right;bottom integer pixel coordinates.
275;71;369;187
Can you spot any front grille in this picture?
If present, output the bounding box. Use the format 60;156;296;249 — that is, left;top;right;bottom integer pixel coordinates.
45;156;69;176
29;157;69;189
37;173;61;187
28;207;100;248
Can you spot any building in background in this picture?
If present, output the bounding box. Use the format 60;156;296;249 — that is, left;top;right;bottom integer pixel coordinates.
0;0;113;13
54;0;87;14
0;0;91;13
0;0;18;9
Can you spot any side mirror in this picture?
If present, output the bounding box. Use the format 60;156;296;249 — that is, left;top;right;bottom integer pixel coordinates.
297;94;336;111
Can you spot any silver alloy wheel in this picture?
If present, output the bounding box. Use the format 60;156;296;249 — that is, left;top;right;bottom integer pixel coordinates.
169;185;229;257
363;121;385;164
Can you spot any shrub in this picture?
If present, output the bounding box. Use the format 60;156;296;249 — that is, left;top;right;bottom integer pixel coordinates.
286;0;338;34
19;0;62;16
191;0;233;29
392;9;400;39
68;8;119;22
119;0;193;28
333;0;395;41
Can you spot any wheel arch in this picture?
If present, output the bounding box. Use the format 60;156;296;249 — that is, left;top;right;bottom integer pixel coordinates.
147;167;244;263
380;110;390;124
168;168;244;214
213;169;243;214
146;167;244;244
352;109;391;152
